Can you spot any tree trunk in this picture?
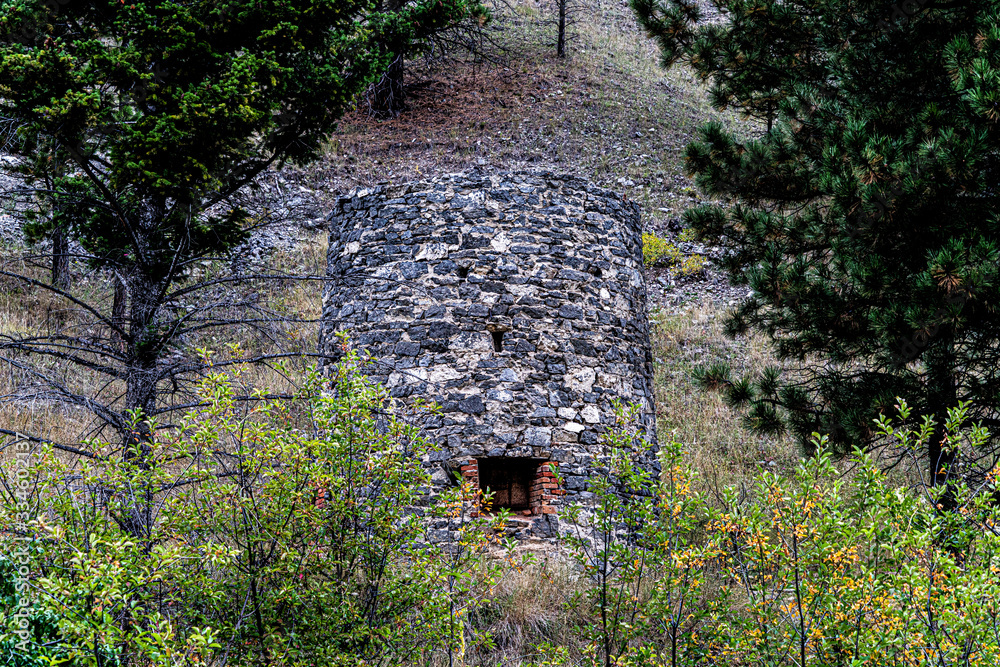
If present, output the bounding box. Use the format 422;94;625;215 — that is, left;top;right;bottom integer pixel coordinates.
118;202;165;544
112;271;127;349
557;0;567;58
925;339;958;512
123;274;159;421
51;225;70;289
369;53;406;116
370;0;408;116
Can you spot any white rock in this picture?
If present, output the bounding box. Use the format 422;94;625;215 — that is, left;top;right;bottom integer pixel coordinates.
416;243;449;260
524;427;552;447
566;367;596;393
491;231;511;253
428;366;463;383
387;368;428;387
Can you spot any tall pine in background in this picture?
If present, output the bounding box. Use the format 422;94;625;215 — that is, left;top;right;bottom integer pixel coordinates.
632;0;1000;490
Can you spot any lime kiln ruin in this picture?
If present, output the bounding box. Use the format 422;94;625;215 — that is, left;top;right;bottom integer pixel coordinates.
320;171;657;539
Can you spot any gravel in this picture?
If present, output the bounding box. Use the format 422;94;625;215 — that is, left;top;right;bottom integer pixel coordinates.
0;156;327;266
646;264;752;316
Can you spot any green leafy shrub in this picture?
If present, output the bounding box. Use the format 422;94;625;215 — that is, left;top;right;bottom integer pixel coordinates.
676;254;708;278
676;228;699;244
0;344;509;666
1;553;95;667
703;402;1000;666
641;233;708;277
9;359;1000;667
642;233;683;268
565;400;1000;667
563;403;718;667
0;533;220;667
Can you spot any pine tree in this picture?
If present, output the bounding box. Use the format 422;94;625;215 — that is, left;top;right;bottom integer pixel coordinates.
0;0;384;538
367;0;490;116
632;0;1000;490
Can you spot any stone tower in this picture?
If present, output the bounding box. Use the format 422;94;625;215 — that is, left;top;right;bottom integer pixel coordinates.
320;171;656;539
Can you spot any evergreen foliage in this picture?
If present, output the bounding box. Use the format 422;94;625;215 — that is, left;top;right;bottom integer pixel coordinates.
1;0;382;256
633;0;1000;483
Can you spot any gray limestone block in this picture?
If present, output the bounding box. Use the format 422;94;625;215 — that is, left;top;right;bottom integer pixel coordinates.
531;514;559;538
459;395;486;414
487;389;514;402
496;432;518;445
523;426;552;448
559;304;584;319
551;448;576;463
428;448;450;462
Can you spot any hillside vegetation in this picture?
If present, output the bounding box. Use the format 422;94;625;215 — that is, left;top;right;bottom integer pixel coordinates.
6;0;997;665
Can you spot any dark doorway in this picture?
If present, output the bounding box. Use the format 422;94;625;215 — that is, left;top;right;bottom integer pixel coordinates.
491;330;504;352
477;458;540;512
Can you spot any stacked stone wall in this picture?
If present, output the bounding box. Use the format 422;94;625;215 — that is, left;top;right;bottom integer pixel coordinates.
320;171;656;539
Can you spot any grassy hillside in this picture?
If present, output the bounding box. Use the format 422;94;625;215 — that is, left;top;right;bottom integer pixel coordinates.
0;0;795;488
296;0;728;218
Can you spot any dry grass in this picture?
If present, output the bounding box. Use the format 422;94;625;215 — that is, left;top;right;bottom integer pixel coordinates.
0;256;110;450
292;0;742;226
467;558;581;665
651;302;798;496
265;229;329;346
0;229;330;455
